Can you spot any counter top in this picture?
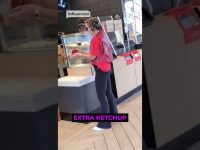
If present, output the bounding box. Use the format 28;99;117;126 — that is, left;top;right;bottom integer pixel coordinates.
58;76;95;87
0;78;57;112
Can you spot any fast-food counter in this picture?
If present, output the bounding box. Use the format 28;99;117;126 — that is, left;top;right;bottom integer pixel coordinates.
0;51;58;150
143;1;200;149
58;76;100;113
0;78;57;150
112;49;142;98
57;16;142;114
57;47;142;114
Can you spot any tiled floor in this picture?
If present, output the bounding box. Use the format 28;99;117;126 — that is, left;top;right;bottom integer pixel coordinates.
58;91;142;150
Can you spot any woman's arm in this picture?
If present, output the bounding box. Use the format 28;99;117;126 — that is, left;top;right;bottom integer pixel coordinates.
80;53;96;60
72;52;96;60
72;49;90;55
77;50;90;54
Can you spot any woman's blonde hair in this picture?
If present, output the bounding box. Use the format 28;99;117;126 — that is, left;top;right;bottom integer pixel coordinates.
85;17;102;31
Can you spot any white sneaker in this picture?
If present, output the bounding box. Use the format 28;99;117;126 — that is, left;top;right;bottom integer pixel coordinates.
92;126;105;131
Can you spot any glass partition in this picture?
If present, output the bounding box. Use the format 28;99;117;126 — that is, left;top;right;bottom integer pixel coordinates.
61;32;92;67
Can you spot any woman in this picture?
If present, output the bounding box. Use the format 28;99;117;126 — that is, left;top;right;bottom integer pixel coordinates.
72;17;118;131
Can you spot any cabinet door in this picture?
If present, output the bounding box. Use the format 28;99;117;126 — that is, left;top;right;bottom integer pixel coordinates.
113;57;137;98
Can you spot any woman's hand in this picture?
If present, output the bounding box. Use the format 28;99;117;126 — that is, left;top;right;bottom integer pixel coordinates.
71;49;95;60
72;49;84;54
71;52;96;60
72;52;82;58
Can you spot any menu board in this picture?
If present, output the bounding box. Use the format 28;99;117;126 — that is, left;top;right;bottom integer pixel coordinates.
105;20;114;32
114;19;124;41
